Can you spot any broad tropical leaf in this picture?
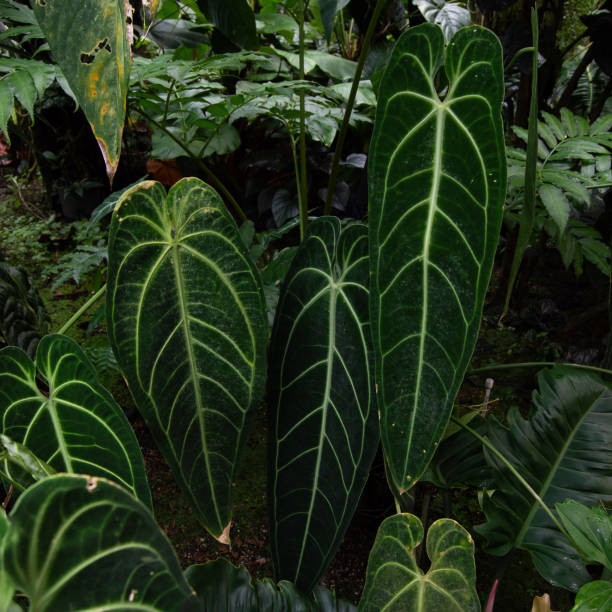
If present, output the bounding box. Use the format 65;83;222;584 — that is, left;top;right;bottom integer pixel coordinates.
368;24;506;492
359;513;479;611
570;581;612;612
185;558;357;611
107;178;268;542
476;367;612;591
1;475;198;611
0;334;151;506
0;262;49;358
31;0;131;182
268;218;378;592
556;500;612;570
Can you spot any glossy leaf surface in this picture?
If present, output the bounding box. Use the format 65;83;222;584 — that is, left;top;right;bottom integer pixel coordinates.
476;367;612;591
571;581;612;612
556;500;612;570
2;475;197;611
268;218;377;592
359;513;479;611
31;0;130;182
107;178;267;541
369;24;506;491
185;558;356;611
0;334;151;506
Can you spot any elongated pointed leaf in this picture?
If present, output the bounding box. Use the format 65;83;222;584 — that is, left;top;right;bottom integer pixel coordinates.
369;24;506;492
359;513;479;611
476;367;612;591
320;0;351;40
0;433;56;489
0;334;151;506
268;218;378;592
2;475;198;611
107;178;268;541
31;0;131;182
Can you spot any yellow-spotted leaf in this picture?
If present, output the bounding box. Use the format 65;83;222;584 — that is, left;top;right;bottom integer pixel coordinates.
31;0;131;183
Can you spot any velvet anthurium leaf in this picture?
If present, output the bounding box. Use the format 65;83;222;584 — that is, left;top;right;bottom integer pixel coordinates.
368;23;506;493
476;366;612;591
0;334;151;506
359;513;479;611
268;217;378;593
30;0;131;183
185;558;357;611
107;178;268;543
1;474;198;611
0;509;15;612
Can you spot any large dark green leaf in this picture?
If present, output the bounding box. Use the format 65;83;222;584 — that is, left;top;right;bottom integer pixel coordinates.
368;24;506;492
185;558;356;611
196;0;256;50
268;218;378;592
0;262;49;358
0;334;151;506
31;0;131;182
2;475;198;611
359;513;479;611
476;367;612;591
107;178;268;542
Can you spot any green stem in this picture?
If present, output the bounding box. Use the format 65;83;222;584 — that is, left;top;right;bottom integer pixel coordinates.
56;285;106;336
162;79;176;125
469;361;612;377
504;46;534;73
450;416;571;539
135;107;247;222
324;0;388;216
298;0;308;240
501;7;539;319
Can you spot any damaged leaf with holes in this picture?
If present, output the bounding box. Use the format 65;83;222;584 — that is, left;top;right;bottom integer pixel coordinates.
30;0;131;182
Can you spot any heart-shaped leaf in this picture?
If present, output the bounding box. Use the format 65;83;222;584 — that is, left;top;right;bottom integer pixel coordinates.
0;334;151;506
268;218;378;593
2;474;197;611
107;178;268;541
476;366;612;591
368;24;506;492
359;513;479;611
31;0;131;182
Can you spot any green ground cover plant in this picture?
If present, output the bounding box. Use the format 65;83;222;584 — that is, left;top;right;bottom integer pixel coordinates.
0;1;611;610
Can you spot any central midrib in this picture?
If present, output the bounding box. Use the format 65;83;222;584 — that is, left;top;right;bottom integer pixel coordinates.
171;239;221;531
402;105;445;485
293;281;338;582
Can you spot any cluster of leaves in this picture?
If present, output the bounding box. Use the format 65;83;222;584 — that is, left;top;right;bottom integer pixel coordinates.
506;108;612;276
0;0;75;140
129;49;373;160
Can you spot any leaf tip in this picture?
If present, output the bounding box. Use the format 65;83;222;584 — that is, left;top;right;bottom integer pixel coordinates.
215;521;231;546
